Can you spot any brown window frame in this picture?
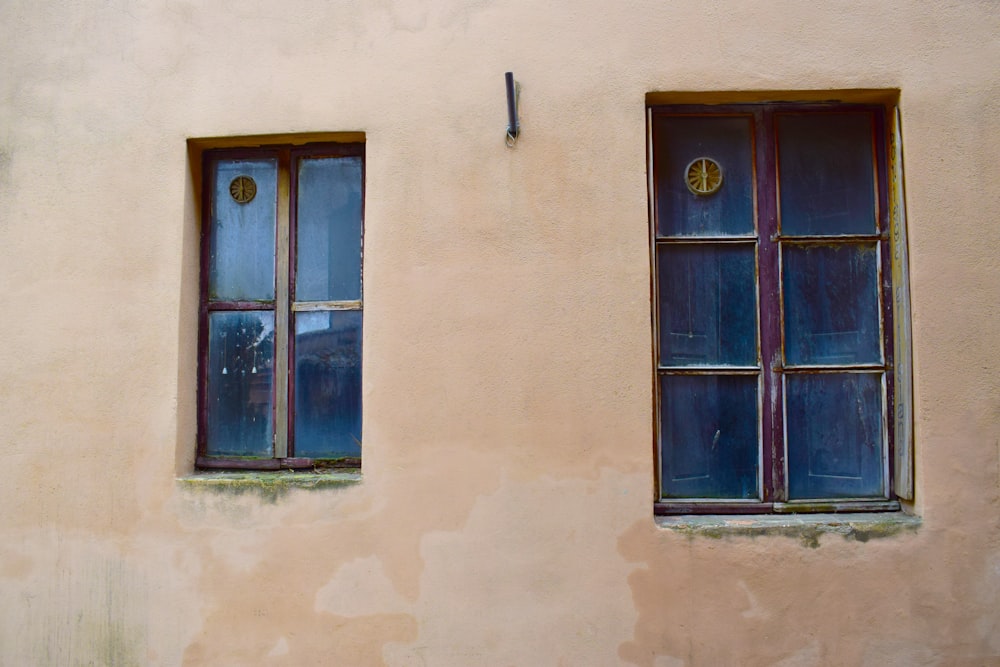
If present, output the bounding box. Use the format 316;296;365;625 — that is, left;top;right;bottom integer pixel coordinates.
196;141;365;471
648;101;909;515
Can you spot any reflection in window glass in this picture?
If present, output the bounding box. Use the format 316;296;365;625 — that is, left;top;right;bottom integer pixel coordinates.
209;159;277;301
294;310;362;458
658;244;757;366
778;112;876;236
296;157;363;302
205;311;275;457
786;373;884;499
660;374;758;499
783;244;881;366
653;116;755;237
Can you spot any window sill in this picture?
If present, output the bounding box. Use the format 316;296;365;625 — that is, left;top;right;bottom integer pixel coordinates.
656;512;920;547
176;470;362;501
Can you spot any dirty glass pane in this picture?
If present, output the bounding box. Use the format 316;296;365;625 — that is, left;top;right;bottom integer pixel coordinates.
660;375;758;499
777;112;876;236
653;116;755;237
205;311;275;457
783;244;881;366
294;310;362;458
786;373;884;499
658;244;757;366
209;159;277;301
296;157;363;302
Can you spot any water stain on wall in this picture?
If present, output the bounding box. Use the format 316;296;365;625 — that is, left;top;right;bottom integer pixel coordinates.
615;516;1000;666
4;547;147;666
176;447;506;664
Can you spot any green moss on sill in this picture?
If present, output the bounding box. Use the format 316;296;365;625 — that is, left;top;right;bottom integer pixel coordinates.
176;470;362;503
656;513;921;548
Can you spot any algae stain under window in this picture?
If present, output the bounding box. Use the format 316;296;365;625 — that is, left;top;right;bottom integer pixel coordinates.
177;472;362;503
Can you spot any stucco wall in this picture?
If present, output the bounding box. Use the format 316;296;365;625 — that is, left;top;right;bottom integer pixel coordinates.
1;1;999;664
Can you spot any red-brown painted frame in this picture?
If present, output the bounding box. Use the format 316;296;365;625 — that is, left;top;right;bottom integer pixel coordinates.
649;102;898;515
197;142;365;471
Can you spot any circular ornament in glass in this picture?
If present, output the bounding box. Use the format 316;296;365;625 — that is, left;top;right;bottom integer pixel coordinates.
229;175;257;204
685;157;723;196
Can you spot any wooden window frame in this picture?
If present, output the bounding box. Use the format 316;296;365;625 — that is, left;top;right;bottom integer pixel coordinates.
648;101;912;515
196;141;365;471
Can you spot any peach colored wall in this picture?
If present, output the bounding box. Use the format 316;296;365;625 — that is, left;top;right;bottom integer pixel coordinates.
1;1;999;665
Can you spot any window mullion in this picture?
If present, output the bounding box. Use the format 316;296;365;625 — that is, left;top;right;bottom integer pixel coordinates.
756;107;785;503
273;151;292;459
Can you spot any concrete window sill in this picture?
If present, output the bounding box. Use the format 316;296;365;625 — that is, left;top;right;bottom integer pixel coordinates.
176;470;362;501
656;512;921;547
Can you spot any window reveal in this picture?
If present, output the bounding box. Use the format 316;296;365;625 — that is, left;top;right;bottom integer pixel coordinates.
649;103;909;514
198;143;364;470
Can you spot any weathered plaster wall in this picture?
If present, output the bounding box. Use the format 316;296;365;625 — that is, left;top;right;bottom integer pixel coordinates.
1;1;999;664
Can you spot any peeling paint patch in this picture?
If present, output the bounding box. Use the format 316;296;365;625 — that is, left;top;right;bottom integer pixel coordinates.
738;580;770;620
267;636;289;657
617;511;934;666
653;657;685;667
315;556;412;617
773;641;821;666
382;470;641;665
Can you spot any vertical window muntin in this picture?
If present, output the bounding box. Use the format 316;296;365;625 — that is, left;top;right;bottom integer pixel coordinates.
198;142;364;470
651;104;897;513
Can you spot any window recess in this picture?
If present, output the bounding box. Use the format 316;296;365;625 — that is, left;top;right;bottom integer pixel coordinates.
197;142;364;470
648;102;912;514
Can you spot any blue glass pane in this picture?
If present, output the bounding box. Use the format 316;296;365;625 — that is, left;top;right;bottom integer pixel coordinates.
209;159;277;301
660;375;758;499
296;157;363;302
653;116;755;237
294;310;362;458
786;373;884;499
205;311;275;457
658;245;757;366
778;112;876;236
783;244;881;366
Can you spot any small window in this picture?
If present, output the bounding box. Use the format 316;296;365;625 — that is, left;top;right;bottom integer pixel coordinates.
197;142;364;470
648;102;912;514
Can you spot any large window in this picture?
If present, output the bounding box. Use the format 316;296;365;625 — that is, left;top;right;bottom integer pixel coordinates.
198;142;364;470
649;102;911;513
